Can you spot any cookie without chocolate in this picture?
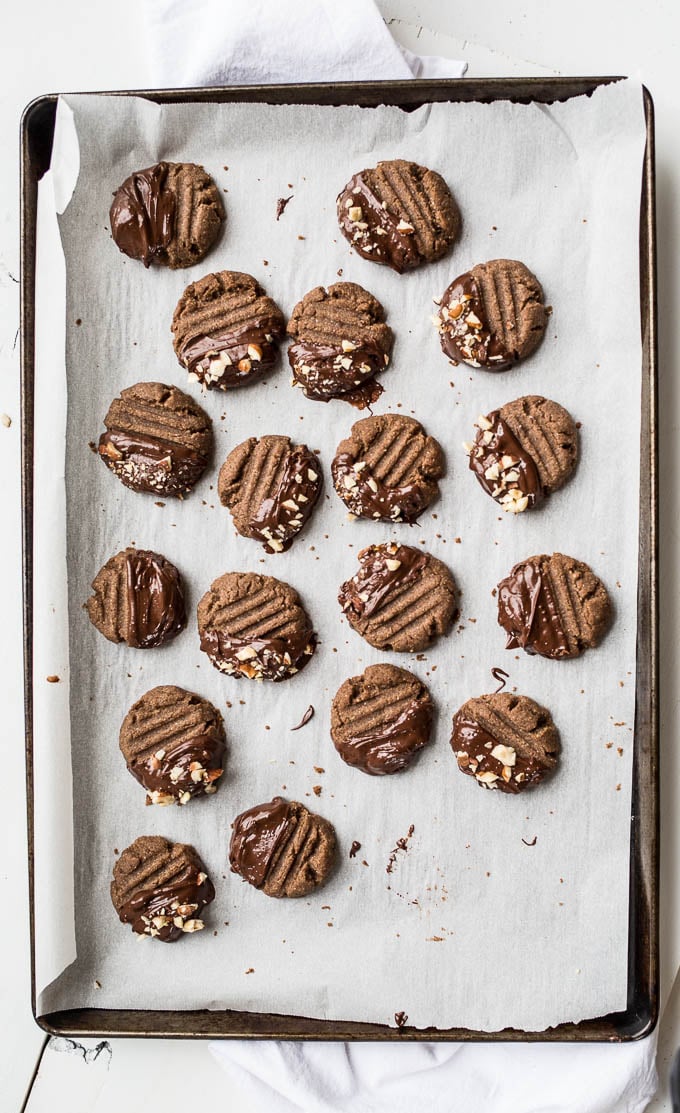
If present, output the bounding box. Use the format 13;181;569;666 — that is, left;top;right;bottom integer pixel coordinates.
435;259;547;370
496;552;612;659
120;685;225;806
111;835;214;940
229;798;336;897
218;435;322;553
338;542;458;652
337;160;460;272
451;692;560;793
287;282;393;407
331;664;433;776
86;548;186;649
197;571;316;681
172;270;285;390
466;396;578;514
332;414;444;523
98;381;213;498
110;162;224;269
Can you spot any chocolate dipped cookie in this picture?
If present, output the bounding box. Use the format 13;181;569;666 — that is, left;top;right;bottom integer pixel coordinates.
111;835;214;940
331;664;433;775
451;692;560;793
86;548;186;648
229;798;336;897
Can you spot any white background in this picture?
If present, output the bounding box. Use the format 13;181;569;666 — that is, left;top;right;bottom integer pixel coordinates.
1;0;678;1108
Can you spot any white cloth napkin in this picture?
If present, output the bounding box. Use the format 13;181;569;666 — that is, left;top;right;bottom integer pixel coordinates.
142;0;658;1108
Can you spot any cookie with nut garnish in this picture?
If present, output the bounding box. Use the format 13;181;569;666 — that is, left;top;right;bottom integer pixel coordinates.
98;381;213;498
111;835;215;941
172;270;285;390
197;571;316;681
229;797;336;898
332;413;444;523
338;542;458;652
218;435;322;553
110;161;224;269
331;664;433;776
451;692;560;794
120;685;225;806
434;259;548;370
465;396;578;514
85;547;186;649
497;552;612;660
337;160;460;273
286;282;393;407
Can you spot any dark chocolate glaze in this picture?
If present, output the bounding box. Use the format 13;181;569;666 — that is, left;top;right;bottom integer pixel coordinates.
200;627;316;682
179;317;283;389
125;550;187;648
339;544;427;619
334;698;432;776
109;163;175;268
332;452;430;523
129;734;224;805
468;411;544;511
438;272;514;370
118;860;214;941
249;445;322;553
288;339;387;402
98;429;208;497
451;711;550;793
337;173;422;273
229;797;293;888
497;559;570;659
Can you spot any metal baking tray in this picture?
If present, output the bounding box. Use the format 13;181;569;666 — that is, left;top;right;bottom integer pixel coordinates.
20;77;658;1042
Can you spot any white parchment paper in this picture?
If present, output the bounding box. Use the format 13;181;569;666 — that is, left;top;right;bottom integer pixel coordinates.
35;81;647;1031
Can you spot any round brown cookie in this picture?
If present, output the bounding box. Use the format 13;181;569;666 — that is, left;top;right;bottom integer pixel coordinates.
109;162;224;269
111;835;214;940
119;685;226;806
171;270;285;391
331;664;433;776
451;692;560;794
434;259;548;371
218;435;322;553
466;396;578;514
337;160;460;273
497;552;612;660
98;381;213;498
85;548;186;649
286;282;393;407
338;542;458;652
332;414;444;523
197;571;316;681
229;797;336;897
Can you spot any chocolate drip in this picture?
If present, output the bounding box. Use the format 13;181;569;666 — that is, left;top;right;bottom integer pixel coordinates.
125;550;186;649
109;163;175;268
180;317;283;386
468;411;544;512
118;863;214;942
438;273;513;370
337;173;422;273
229;797;293;888
99;429;207;496
336;699;432;776
332;452;430;523
200;627;316;682
288;339;386;402
249;446;322;552
129;734;224;804
339;544;427;619
497;560;569;658
452;712;549;793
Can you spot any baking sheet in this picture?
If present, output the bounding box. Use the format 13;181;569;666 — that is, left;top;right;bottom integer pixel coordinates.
35;81;647;1031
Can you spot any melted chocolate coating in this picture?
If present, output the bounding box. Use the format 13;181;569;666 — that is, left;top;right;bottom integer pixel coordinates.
228;797;293;888
125;550;187;648
288;339;388;402
451;712;549;793
338;544;427;619
337;173;422;273
98;429;207;497
199;627;316;682
109;163;175;268
468;412;544;512
437;272;513;370
118;861;214;942
334;699;433;776
130;735;224;806
249;446;322;553
496;559;569;658
180;318;283;389
331;452;431;523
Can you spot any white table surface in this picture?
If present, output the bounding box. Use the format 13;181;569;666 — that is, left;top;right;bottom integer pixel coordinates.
1;1;678;1109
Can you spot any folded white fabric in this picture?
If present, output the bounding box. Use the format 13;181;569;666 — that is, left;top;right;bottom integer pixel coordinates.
142;0;466;87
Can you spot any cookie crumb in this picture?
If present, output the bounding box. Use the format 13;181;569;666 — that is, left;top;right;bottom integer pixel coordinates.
276;195;293;220
46;675;60;683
